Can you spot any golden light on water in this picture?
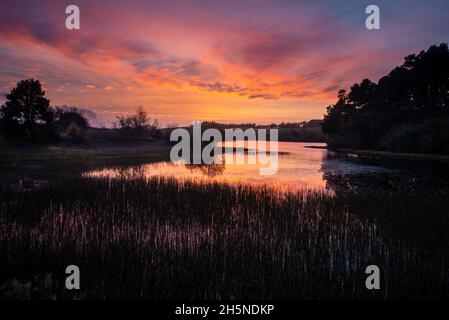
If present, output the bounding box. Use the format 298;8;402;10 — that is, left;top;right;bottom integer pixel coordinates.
84;142;330;192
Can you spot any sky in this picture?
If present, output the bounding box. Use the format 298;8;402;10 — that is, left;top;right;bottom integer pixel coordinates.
0;0;448;127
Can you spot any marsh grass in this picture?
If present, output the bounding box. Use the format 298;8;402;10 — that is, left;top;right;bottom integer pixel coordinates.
1;175;449;299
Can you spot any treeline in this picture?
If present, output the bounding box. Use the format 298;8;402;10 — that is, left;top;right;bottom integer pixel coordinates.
322;43;449;154
161;119;326;142
202;120;317;129
0;79;160;145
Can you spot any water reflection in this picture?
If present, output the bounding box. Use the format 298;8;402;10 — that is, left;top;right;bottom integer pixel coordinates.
84;142;330;191
322;151;449;192
185;163;226;177
84;142;449;193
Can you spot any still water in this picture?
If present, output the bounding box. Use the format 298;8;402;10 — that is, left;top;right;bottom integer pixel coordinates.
84;142;449;192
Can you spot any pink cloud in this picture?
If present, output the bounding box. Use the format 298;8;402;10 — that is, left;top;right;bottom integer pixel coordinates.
1;0;447;125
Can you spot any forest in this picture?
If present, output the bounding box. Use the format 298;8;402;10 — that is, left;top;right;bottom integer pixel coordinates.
322;43;449;154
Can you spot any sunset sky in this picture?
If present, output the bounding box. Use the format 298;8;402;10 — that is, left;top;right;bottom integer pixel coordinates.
0;0;448;127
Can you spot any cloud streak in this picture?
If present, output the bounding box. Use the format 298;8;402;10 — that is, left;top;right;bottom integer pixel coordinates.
0;0;448;125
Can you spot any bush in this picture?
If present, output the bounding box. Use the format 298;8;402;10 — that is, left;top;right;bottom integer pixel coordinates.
55;109;89;134
64;122;84;144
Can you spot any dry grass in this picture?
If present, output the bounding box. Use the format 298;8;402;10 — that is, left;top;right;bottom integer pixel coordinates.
1;175;449;299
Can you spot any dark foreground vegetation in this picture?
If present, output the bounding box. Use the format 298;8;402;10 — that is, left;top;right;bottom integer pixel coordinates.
1;174;449;299
323;43;449;154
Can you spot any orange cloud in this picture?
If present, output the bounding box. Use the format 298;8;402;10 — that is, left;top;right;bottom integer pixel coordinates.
1;0;447;126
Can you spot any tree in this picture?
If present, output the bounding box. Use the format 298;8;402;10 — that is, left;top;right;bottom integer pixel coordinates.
64;122;84;143
321;89;353;136
116;107;150;131
0;79;55;142
55;107;89;133
116;107;160;138
348;79;377;108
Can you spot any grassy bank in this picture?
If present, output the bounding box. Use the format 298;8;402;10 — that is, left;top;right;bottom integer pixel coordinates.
326;147;449;162
0;142;171;166
1;175;449;299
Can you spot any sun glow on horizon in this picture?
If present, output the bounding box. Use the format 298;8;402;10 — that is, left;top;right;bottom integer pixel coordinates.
1;0;448;126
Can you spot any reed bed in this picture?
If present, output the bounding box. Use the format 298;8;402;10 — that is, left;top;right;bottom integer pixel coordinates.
1;175;449;299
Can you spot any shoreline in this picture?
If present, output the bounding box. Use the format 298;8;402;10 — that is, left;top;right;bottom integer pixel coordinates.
4;141;449;166
306;145;449;162
0;141;172;165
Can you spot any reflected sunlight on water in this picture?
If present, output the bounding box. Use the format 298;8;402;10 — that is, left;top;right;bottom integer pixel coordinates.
84;142;330;192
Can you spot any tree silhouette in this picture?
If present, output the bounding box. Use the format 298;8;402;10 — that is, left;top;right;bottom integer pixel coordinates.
0;79;55;142
55;107;89;133
116;107;150;131
116;107;160;139
322;43;449;154
322;89;352;136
